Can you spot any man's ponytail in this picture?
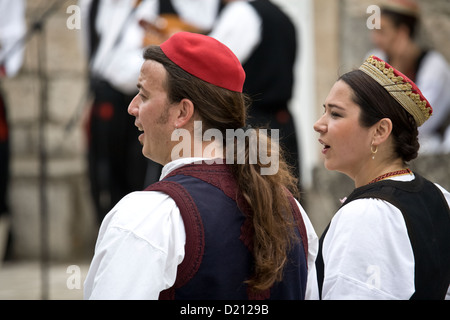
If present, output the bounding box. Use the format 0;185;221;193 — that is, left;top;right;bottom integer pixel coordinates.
229;128;300;292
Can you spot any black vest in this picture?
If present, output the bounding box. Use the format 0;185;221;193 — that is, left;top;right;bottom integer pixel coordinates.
158;0;176;14
146;162;308;299
316;173;450;299
243;0;297;113
158;0;225;29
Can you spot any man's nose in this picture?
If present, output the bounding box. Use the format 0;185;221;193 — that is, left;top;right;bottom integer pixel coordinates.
128;94;139;116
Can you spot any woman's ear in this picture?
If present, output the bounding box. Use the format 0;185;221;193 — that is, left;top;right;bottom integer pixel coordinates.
372;118;393;146
173;98;195;128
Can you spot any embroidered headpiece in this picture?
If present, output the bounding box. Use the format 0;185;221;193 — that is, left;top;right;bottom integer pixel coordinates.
359;55;432;127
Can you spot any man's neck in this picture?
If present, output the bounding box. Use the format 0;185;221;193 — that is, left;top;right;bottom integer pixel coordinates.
389;42;422;80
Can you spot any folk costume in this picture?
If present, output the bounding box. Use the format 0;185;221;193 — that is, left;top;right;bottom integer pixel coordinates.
84;32;319;300
84;157;319;299
316;56;450;300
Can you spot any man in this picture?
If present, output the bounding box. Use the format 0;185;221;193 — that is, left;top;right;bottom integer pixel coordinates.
84;32;318;299
369;0;450;153
80;0;150;223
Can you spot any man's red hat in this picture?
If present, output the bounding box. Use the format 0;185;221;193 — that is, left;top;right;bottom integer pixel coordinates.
160;32;245;92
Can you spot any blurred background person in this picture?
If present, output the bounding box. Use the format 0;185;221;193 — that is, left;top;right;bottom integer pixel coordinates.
209;0;302;192
0;0;26;264
138;0;221;45
80;0;222;224
368;0;450;154
80;0;150;224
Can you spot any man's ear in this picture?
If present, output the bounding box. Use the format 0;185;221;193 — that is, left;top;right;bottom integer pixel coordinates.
173;98;195;128
372;117;393;146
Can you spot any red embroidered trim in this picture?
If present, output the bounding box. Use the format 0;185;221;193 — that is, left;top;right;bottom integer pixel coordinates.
369;168;412;184
145;181;205;300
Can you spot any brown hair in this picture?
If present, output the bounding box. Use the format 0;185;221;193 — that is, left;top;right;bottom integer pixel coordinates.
381;8;419;39
143;46;300;292
339;70;420;163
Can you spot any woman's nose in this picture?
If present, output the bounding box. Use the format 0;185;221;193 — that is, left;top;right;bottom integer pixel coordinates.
313;115;327;133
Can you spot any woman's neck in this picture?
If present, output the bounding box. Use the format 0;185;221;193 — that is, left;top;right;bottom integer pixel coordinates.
353;159;407;188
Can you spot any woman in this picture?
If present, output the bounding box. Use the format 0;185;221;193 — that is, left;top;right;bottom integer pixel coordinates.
85;32;318;299
314;55;450;300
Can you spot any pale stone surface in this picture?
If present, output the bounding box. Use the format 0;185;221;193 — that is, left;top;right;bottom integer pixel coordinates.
0;261;88;300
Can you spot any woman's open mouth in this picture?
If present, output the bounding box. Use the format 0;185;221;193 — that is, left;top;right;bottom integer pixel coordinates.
319;139;330;154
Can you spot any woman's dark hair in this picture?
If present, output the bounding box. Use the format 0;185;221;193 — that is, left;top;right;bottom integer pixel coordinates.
143;46;300;293
339;70;420;163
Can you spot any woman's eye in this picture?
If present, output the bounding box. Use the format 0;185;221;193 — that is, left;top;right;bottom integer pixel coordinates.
331;112;341;118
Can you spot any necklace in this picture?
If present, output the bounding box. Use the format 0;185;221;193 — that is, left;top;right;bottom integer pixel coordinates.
368;168;412;184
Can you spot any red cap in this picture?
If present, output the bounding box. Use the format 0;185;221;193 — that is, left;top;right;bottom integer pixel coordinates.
160;32;245;92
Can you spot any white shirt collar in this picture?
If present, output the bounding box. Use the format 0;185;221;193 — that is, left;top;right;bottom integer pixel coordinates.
160;157;219;180
389;172;415;182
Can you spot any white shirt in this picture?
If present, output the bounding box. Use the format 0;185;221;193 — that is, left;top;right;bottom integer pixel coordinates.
321;174;450;300
0;0;26;77
415;51;450;139
84;157;319;299
79;0;221;94
79;0;147;94
209;0;262;64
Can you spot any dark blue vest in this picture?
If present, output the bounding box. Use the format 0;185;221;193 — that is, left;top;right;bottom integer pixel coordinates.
145;162;308;300
316;173;450;299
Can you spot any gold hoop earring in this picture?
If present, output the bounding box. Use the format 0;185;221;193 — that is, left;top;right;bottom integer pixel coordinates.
371;144;378;160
